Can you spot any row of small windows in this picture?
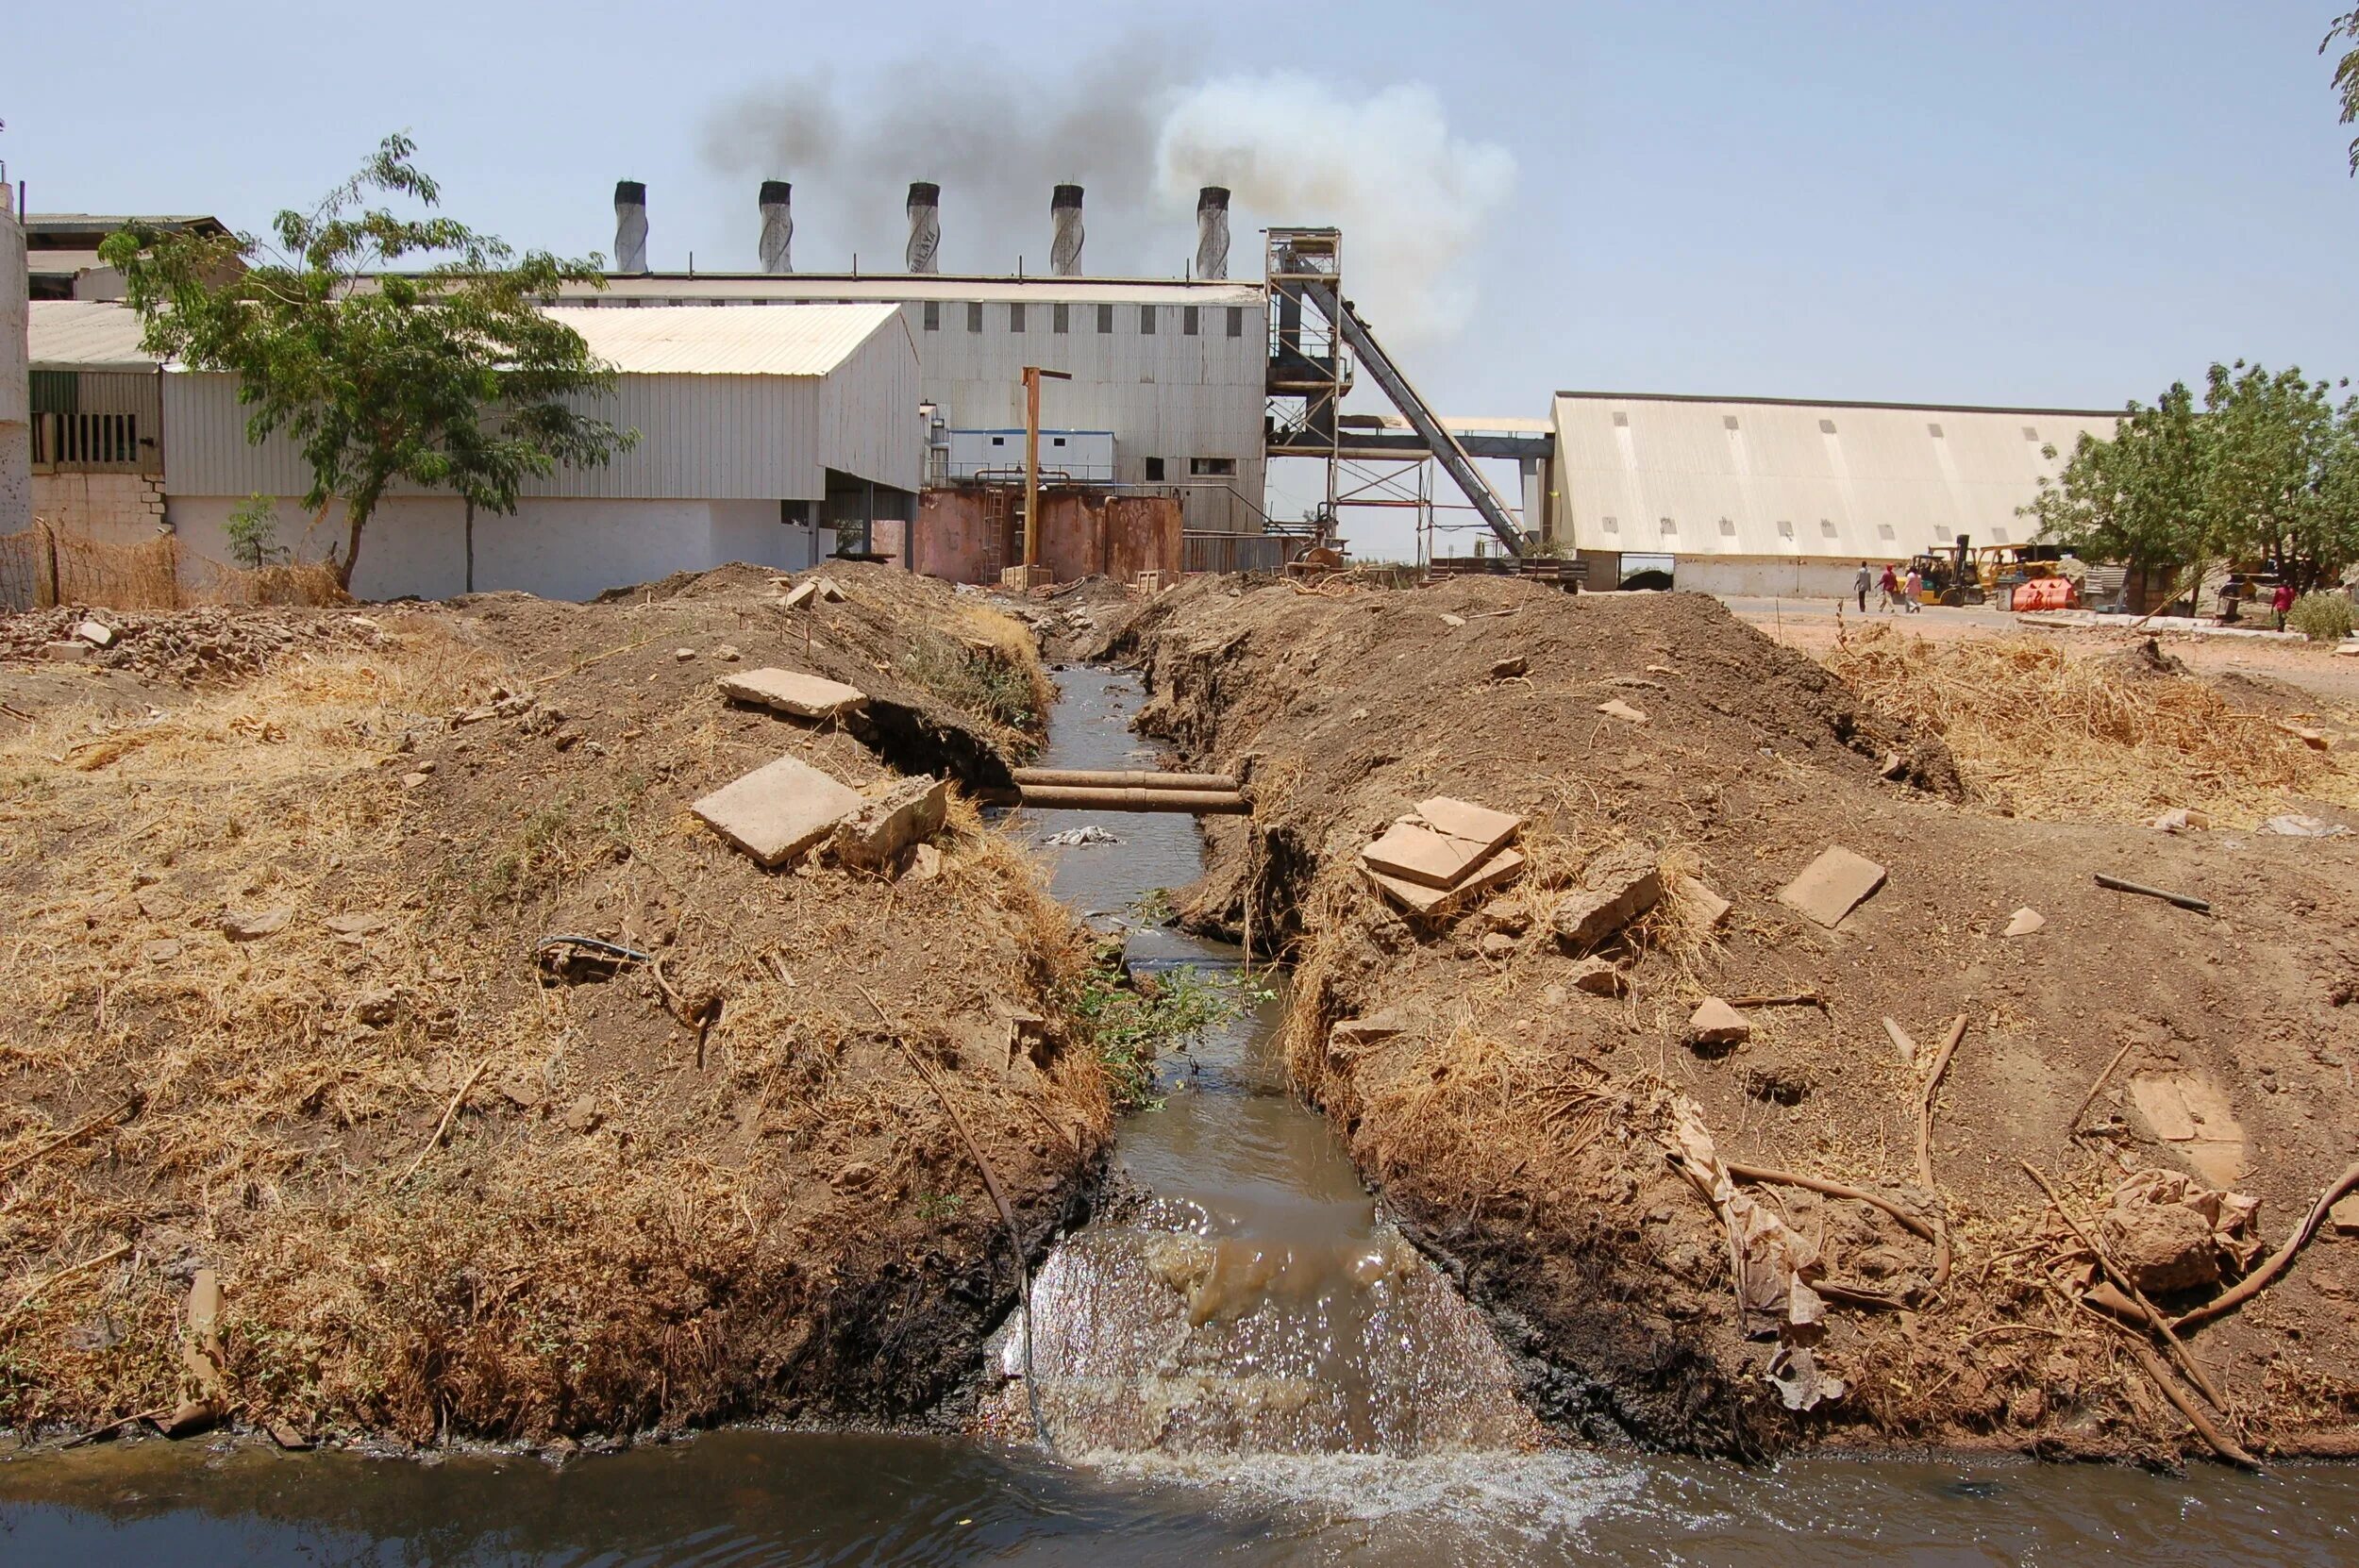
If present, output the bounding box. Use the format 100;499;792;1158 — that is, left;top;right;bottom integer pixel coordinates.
921;301;1246;337
1609;410;2045;442
1598;515;1911;542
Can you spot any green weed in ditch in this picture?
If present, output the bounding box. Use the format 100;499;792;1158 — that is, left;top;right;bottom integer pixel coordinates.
1066;961;1269;1112
897;632;1040;731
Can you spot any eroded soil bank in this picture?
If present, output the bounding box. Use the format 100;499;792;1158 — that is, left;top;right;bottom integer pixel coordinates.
1110;575;2359;1462
0;563;1112;1446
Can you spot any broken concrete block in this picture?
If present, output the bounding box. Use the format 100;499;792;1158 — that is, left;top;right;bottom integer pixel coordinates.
2330;1193;2359;1236
1414;797;1524;861
1687;997;1752;1047
41;641;89;662
1330;1009;1409;1057
1551;843;1664;954
1439;613;1467;628
1671;876;1732;933
691;754;864;868
779;579;822;610
2129;1076;2198;1142
1567;957;1629;997
1364;846;1526;917
813;576;848;602
1597;698;1649;725
720;667;869;721
835;776;949;871
221;906;293;942
1479;931;1518;959
2003;907;2046;938
1777;846;1887;929
75;620;117;648
1363;822;1488;890
907;842;944;882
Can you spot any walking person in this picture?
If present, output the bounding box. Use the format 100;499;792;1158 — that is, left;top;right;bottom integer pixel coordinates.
1903;564;1924;613
1878;562;1901;613
1853;561;1871;613
2272;578;2296;632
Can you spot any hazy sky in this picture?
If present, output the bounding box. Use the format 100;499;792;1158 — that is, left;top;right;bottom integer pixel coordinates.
9;1;2358;553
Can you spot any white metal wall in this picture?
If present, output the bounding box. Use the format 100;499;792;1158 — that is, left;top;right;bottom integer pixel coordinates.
1552;394;2118;563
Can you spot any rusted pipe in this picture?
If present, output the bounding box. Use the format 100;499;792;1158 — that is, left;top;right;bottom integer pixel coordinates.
981;786;1249;814
1009;768;1239;792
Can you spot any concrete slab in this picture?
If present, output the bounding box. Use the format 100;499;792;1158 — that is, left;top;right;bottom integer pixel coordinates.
1414;797;1524;862
1362;822;1485;889
1777;845;1887;929
720;667;868;721
836;776;949;871
1364;846;1526;917
692;754;864;868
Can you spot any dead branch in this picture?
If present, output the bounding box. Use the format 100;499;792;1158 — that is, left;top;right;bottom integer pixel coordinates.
1726;1160;1937;1243
5;1241;132;1323
2019;1160;2230;1415
395;1061;488;1187
2068;1038;2139;1135
2174;1160;2359;1333
1915;1013;1969;1293
1723;992;1826;1009
1881;1016;1917;1067
2125;1339;2261;1471
0;1093;144;1183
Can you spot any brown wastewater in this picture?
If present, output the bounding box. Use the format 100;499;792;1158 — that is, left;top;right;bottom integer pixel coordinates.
3;667;2354;1565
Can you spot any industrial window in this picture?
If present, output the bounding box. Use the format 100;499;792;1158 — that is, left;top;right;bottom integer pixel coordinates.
1053;303;1069;334
1776;519;1796;539
1990;525;2011;543
1010;303;1026;333
966;302;983;333
1140;305;1157;334
1144;457;1165;481
1718;518;1737;537
1876;524;1897;541
1722;415;1739;431
1934;525;1955;542
1659;517;1678;536
1926;422;1944;438
922;301;940;331
1818;418;1838;434
1096;303;1113;333
1601;515;1619;534
1227;306;1244;338
1190;457;1235;476
1819;519;1838;538
1183;305;1200;336
1612;411;1629;427
2021;425;2039;441
990;436;1008;446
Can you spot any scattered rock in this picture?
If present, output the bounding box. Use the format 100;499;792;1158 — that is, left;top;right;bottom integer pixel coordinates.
221;906;293;942
1686;997;1752;1049
2150;808;2210;832
561;1096;602;1134
2100;1202;2222;1294
714;643;742;662
1439;613;1467;628
1669;876;1732;934
1597;698;1649;725
1566;957;1629;997
2328;1193;2359;1236
673;647;697;661
835;776;950;871
2261;813;2350;838
1491;656;1530;679
1777;845;1887;929
1551;843;1663;953
1479;931;1518;960
350;990;399;1027
142;939;182;964
692;754;864;868
267;1419;314;1451
1330;1009;1409;1056
719;666;869;721
906;842;944;882
832;1160;878;1191
401;772;433;790
322;910;391;938
2003;907;2046;938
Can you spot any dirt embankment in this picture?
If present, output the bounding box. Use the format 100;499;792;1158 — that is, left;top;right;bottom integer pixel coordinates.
1113;575;2359;1462
0;562;1111;1447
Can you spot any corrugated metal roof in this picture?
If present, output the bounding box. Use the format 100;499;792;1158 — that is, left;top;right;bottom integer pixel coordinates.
26;249;109;276
554;302;904;375
559;275;1265;307
28;302;159;370
28;300;906;378
1552;392;2120;561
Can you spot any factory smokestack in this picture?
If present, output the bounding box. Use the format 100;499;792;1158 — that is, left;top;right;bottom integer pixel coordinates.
1049;184;1083;276
757;180;793;274
1195;186;1230;280
613;180;649;274
905;181;941;273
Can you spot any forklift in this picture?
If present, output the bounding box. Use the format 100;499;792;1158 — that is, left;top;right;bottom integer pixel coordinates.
1908;536;1982;607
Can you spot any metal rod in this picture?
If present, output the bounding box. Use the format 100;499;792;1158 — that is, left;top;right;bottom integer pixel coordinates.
982;786;1249;814
2093;873;2211;913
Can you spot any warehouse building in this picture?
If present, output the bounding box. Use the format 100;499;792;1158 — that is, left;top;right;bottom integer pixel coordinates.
1548;392;2119;596
25;299;923;601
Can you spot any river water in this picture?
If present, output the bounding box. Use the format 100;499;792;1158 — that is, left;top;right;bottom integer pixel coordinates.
3;667;2353;1566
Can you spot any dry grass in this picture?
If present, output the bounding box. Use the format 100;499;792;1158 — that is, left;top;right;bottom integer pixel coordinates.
2;525;346;612
1823;623;2359;826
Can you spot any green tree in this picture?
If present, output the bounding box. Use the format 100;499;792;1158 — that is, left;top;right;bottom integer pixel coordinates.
100;135;635;590
2201;361;2359;592
2329;9;2359;174
2022;381;2207;580
222;493;286;570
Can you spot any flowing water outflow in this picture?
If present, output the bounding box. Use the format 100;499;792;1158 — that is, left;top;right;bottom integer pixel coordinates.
988;667;1543;1460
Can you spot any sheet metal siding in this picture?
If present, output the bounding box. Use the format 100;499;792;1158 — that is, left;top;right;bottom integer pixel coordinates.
556;302;901;375
569;276;1264;307
1552;395;2117;560
28;301;159;371
161;370;840;497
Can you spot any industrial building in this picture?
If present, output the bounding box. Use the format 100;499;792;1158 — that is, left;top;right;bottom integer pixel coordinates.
1547;392;2119;595
25;298;922;601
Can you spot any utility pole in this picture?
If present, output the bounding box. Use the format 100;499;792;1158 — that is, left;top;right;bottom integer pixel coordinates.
1021;365;1071;575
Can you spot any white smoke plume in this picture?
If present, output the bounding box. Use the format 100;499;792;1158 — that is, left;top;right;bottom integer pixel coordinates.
700;50;1514;348
1155;75;1515;346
